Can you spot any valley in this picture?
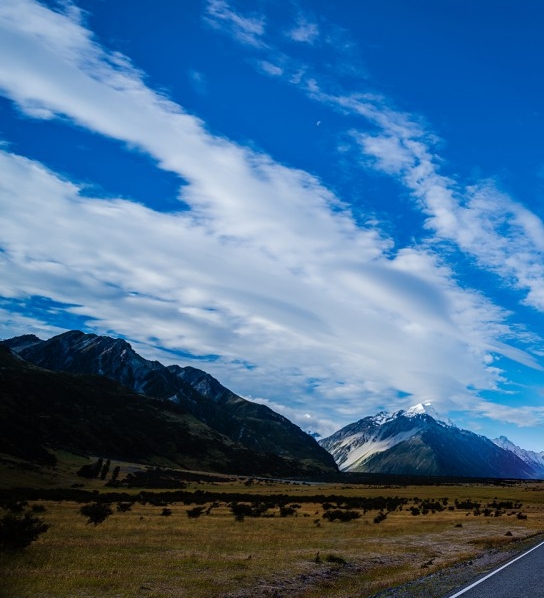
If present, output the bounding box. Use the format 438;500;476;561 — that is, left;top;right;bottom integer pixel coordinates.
1;452;544;598
2;331;544;597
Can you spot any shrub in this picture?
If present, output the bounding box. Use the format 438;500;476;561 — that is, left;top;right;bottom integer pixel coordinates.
322;509;360;522
161;508;172;517
0;513;49;552
186;506;206;519
455;499;481;510
116;502;132;512
420;500;445;513
373;512;387;524
230;503;254;522
80;502;113;526
77;459;103;479
100;459;111;481
229;502;273;521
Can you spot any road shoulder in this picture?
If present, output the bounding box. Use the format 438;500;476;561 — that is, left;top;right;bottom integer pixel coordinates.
369;533;544;598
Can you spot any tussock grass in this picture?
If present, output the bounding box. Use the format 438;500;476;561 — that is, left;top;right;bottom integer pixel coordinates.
1;478;544;598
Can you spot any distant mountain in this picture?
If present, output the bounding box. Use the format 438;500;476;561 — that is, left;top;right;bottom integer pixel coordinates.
3;331;337;475
492;436;544;478
320;403;539;478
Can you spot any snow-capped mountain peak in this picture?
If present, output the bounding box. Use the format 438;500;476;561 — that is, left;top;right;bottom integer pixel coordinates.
319;406;434;472
402;402;454;427
405;402;434;416
492;436;544;471
369;410;395;425
319;404;541;478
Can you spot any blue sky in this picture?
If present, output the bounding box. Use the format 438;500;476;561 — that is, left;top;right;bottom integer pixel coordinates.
2;0;544;451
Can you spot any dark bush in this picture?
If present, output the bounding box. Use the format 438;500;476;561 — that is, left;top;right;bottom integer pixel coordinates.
373;511;387;524
322;509;360;522
420;500;445;513
230;503;254;522
80;502;113;525
161;508;172;517
455;499;481;510
116;502;132;512
229;502;274;521
77;459;103;479
186;506;206;519
0;513;49;552
100;459;111;481
489;500;522;510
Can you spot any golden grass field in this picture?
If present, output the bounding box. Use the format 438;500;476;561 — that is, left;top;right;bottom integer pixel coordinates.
1;457;544;598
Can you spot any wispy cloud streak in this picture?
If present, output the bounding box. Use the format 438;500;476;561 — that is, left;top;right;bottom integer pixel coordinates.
0;0;542;436
206;1;544;314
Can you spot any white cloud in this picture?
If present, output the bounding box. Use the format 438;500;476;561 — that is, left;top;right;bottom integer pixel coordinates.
332;95;544;313
0;0;542;437
287;17;320;44
0;149;530;435
252;39;544;319
258;60;284;77
470;400;544;429
204;0;266;48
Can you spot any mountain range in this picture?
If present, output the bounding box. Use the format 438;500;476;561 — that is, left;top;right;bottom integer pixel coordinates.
1;331;337;477
319;403;544;479
2;331;542;480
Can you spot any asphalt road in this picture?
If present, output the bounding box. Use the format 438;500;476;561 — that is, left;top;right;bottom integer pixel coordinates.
444;540;544;598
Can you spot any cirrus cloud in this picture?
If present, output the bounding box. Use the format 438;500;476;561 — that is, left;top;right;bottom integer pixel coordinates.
0;0;543;439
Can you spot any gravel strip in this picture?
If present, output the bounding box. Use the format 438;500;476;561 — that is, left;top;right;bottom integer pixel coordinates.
369;534;544;598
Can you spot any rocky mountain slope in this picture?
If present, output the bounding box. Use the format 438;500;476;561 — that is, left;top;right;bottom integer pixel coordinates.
492;435;544;477
0;344;294;475
320;403;539;478
2;331;337;475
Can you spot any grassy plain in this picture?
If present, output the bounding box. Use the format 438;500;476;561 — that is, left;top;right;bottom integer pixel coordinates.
1;456;544;598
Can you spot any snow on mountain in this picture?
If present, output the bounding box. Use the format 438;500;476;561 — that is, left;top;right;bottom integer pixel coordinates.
320;404;437;471
492;436;544;474
338;426;420;471
404;402;454;426
325;403;454;471
320;403;540;478
370;411;395;426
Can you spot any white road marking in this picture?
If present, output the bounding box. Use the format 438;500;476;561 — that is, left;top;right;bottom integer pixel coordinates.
448;540;544;598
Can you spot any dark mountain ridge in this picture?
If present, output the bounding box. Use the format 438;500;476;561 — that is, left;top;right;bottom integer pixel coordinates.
3;331;336;475
0;344;331;476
